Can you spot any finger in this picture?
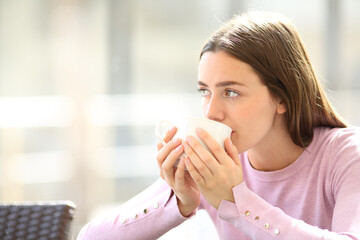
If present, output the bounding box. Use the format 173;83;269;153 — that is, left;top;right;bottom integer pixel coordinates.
185;136;219;173
157;142;164;151
162;144;184;175
157;126;178;151
196;128;229;164
184;157;205;186
183;141;214;178
174;157;186;188
159;170;165;180
161;144;184;187
224;138;241;165
156;138;182;167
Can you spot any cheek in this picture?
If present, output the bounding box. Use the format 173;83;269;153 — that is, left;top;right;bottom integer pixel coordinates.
201;100;206;113
241;95;277;121
232;102;269;123
201;98;211;116
232;99;277;149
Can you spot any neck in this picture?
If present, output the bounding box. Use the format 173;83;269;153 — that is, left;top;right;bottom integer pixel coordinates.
247;121;304;172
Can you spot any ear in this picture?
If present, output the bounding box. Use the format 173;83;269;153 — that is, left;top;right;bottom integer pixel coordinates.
276;100;287;114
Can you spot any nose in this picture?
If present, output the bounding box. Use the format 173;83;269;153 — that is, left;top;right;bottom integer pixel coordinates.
203;95;225;121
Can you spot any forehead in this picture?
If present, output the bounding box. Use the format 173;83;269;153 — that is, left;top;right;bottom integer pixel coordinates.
198;51;262;86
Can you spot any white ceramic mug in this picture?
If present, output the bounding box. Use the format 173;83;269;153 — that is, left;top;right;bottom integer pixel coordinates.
155;117;232;166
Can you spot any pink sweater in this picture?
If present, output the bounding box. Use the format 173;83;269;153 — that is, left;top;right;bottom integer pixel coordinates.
77;127;360;239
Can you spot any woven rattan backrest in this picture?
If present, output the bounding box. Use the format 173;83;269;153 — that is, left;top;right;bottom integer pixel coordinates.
0;201;76;240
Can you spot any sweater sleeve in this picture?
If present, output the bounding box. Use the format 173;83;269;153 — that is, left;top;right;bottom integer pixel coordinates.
218;183;360;240
77;178;190;240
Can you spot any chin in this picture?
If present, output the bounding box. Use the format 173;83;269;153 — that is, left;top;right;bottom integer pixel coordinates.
230;134;240;150
230;133;246;153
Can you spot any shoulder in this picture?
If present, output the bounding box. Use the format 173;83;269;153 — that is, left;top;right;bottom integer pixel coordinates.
308;127;360;174
312;127;360;189
312;126;360;151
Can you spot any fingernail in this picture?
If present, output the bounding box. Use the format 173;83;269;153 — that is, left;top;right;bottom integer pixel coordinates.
195;128;203;135
186;136;195;144
178;157;185;166
172;138;181;144
175;145;183;152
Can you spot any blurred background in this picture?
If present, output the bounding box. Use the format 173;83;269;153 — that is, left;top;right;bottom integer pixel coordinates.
0;0;359;239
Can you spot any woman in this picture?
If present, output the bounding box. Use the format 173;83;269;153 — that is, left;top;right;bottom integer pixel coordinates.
77;11;360;239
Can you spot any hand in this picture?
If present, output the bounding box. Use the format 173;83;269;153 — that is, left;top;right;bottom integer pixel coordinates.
156;127;200;217
183;128;243;209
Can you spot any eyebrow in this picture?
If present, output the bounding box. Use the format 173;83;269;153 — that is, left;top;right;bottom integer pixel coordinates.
197;80;246;88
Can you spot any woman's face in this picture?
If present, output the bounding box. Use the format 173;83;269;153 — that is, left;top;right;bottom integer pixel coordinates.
198;51;286;153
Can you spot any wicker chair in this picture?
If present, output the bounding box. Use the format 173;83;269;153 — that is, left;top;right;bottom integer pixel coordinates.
0;201;76;240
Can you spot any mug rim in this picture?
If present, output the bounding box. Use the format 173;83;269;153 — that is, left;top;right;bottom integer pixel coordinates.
183;117;232;130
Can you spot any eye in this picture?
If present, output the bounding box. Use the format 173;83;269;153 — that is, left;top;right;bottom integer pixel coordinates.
197;88;210;97
224;89;239;98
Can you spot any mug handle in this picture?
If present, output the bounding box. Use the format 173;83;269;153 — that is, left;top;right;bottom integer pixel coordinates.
155;120;175;145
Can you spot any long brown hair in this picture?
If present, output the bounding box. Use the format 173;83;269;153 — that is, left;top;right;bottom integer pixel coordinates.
200;11;347;147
